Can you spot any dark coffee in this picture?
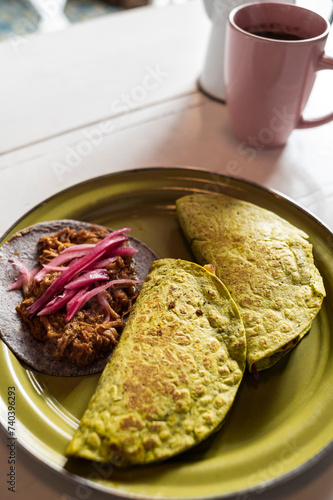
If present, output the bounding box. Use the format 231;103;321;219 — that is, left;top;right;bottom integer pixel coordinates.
251;30;304;41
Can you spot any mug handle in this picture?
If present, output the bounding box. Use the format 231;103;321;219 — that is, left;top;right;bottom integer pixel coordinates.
297;53;333;128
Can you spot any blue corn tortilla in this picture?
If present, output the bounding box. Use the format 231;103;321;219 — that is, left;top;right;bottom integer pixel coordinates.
0;220;158;376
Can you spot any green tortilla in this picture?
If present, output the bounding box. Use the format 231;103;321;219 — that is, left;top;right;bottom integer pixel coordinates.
66;258;246;466
176;193;325;373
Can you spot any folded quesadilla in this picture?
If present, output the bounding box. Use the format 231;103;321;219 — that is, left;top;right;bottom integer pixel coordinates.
176;193;325;373
66;258;246;466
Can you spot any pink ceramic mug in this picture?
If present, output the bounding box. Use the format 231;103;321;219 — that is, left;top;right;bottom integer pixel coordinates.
225;2;333;147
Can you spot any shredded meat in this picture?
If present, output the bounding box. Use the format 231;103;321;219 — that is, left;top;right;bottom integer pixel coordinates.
38;225;111;264
16;226;138;366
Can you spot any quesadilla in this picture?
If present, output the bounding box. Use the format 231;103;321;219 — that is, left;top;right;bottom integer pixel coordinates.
176;193;325;373
0;220;158;376
66;258;246;466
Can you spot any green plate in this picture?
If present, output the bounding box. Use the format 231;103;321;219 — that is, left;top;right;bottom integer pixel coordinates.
1;167;333;499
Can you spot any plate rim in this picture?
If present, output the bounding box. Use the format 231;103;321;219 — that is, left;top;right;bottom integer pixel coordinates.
1;165;333;499
1;164;332;244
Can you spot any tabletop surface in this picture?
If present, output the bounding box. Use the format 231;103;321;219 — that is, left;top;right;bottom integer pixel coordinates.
0;1;333;499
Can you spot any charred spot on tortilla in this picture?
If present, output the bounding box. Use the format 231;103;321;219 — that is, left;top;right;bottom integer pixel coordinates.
0;220;158;376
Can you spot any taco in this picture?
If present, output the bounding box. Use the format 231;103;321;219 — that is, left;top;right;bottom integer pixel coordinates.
176;193;325;373
0;220;158;376
66;258;246;466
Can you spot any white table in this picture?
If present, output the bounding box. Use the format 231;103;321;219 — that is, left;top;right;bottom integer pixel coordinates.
0;1;333;499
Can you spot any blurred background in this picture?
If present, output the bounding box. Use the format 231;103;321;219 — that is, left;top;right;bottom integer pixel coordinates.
0;0;191;41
